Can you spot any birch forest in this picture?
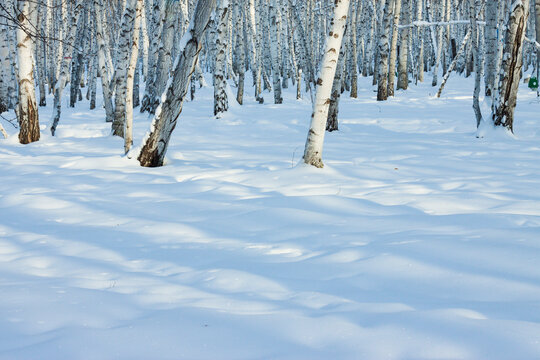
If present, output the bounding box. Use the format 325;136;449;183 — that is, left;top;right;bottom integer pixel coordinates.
1;0;539;164
3;1;540;358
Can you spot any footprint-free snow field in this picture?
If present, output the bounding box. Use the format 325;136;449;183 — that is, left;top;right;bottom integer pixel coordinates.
1;77;540;359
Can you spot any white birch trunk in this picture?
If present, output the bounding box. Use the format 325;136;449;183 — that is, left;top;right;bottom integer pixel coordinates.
50;0;84;136
112;0;137;137
431;0;444;86
213;0;229;116
303;0;350;168
140;0;165;112
246;0;262;101
377;0;394;101
138;0;218;167
397;0;410;90
437;27;472;97
125;0;143;154
535;0;540;96
94;0;115;123
150;0;179;113
269;0;283;104
233;2;246;105
388;0;402;97
470;0;483;128
0;21;10;112
16;0;40;144
484;0;499;97
493;0;530;132
350;1;359;98
416;0;425;83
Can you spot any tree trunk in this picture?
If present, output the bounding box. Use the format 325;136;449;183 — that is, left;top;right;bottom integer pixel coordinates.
149;0;178;114
303;0;350;168
350;1;359;98
50;0;84;136
387;0;402;97
138;0;217;167
213;0;229;117
269;0;283;104
326;32;347;133
535;0;540;97
470;0;483;128
0;20;10;113
112;0;138;137
484;0;499;97
377;0;394;101
16;0;40;144
125;0;143;154
94;0;115;123
140;0;165;113
234;1;245;105
493;0;530;133
437;28;472;97
397;0;411;91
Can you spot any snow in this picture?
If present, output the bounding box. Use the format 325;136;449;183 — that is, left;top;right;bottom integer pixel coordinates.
1;75;540;359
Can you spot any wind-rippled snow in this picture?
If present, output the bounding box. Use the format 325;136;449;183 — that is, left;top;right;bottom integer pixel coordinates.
1;76;540;359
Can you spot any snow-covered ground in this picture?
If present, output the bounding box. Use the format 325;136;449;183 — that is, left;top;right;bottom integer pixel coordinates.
1;76;540;359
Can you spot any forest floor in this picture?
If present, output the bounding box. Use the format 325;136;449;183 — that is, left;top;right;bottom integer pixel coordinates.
1;75;540;359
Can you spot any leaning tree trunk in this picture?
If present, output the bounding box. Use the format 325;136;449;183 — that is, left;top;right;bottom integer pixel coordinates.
138;0;218;167
303;0;350;168
16;0;40;144
437;27;472;97
493;0;530;133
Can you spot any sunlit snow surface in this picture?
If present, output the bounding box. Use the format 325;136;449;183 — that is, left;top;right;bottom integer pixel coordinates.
1;76;540;359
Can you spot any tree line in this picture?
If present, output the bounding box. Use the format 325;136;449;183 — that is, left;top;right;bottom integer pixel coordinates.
0;0;539;168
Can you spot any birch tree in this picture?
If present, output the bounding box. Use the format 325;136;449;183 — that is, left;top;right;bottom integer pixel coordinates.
269;0;283;104
112;0;138;137
387;0;402;97
484;0;499;97
0;20;10;113
94;0;114;123
470;0;483;128
377;0;393;101
303;0;350;168
493;0;530;133
213;0;229;117
535;0;540;96
16;0;40;144
138;0;218;167
124;0;144;153
50;0;84;136
397;0;411;90
140;0;165;113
